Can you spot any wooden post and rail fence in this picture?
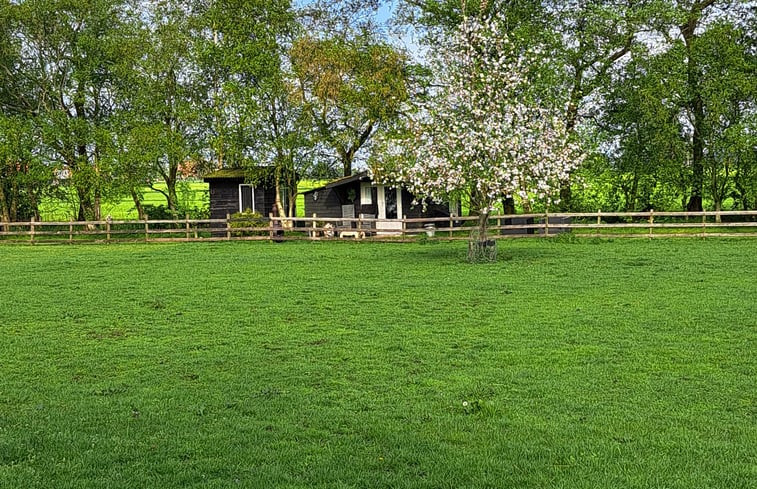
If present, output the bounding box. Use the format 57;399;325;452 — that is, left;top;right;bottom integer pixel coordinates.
1;210;756;245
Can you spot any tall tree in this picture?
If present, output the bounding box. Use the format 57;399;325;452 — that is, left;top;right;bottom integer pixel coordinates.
373;13;584;244
698;21;756;214
604;0;757;211
398;0;657;210
122;0;204;215
644;0;755;211
195;0;295;170
290;34;412;177
13;0;136;221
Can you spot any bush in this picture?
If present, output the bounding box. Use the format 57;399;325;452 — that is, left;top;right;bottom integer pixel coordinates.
141;204;209;221
229;210;268;236
141;205;177;220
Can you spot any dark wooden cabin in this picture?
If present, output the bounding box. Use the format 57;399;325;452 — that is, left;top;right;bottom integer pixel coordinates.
303;171;460;230
204;168;291;220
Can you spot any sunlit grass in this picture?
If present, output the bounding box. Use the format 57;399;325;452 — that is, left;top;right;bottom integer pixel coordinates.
0;239;755;488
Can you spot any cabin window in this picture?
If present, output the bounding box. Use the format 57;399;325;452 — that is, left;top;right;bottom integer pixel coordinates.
360;183;373;205
239;184;255;213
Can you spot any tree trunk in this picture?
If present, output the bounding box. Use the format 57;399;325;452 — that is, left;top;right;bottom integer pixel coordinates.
682;6;709;213
130;188;146;220
0;180;10;232
167;183;178;214
77;186;93;222
629;174;639;212
273;170;291;229
341;152;352;177
167;159;179;213
94;190;101;221
28;190;40;222
686;91;705;213
9;178;18;221
478;211;490;242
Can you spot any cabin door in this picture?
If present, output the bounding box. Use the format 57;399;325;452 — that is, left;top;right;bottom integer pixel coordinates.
376;185;403;234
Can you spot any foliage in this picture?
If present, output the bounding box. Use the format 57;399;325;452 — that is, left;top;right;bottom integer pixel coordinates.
0;0;755;223
229;209;269;236
374;13;584;243
291;32;414;177
0;115;51;222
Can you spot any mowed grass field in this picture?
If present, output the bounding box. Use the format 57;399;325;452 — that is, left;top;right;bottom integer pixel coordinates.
0;239;755;488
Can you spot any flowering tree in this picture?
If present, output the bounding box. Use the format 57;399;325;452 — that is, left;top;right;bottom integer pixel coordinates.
373;13;584;244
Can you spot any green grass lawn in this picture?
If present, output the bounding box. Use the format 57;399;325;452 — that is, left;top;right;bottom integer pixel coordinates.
1;239;755;488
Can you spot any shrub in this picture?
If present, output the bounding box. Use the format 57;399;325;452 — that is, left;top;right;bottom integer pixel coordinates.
229;210;268;236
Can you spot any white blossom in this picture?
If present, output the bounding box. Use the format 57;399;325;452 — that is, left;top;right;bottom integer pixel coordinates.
373;13;585;227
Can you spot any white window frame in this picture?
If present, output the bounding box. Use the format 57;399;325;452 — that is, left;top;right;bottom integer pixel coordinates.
360;182;373;205
239;184;255;213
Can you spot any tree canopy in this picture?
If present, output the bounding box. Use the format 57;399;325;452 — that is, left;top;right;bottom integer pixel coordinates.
0;0;754;222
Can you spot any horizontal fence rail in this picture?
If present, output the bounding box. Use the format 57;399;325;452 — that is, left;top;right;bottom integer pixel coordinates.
1;210;756;245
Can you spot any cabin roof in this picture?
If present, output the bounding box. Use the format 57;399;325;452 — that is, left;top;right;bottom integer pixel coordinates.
203;167;277;181
303;171;371;194
203;168;246;180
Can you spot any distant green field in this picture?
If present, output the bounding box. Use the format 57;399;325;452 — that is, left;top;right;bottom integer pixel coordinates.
39;182;210;221
39;180;328;221
0;239;755;488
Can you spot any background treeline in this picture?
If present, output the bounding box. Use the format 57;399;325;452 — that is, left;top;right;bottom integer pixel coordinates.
1;0;755;222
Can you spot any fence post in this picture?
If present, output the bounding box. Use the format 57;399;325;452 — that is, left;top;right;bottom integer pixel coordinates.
106;216;111;243
312;213;317;239
226;213;231;240
449;215;453;238
648;209;654;238
185;213;190;241
69;218;74;244
597;209;602;226
144;214;149;242
30;217;35;244
357;213;363;239
269;213;275;240
701;210;707;238
402;215;407;240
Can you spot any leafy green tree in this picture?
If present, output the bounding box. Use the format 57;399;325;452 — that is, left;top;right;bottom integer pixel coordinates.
120;0;204;215
0;115;51;225
247;68;314;220
12;0;137;221
600;48;691;211
602;0;756;212
194;0;312;220
290;34;412;177
0;1;53;225
195;0;294;170
698;21;756;214
643;0;756;211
